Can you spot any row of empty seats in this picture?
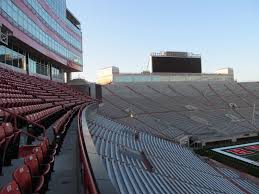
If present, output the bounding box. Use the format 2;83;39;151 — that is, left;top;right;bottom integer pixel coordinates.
0;137;55;194
0;66;93;193
7;103;54;116
25;106;63;122
99;82;259;142
87;114;259;193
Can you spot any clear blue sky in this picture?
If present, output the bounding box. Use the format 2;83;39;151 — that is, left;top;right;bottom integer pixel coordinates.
67;0;259;82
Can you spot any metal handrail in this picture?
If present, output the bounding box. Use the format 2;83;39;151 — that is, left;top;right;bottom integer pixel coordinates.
0;107;46;136
77;104;98;194
1;120;45;174
19;130;45;141
80;103;118;194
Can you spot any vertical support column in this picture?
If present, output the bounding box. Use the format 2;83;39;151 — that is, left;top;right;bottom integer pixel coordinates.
49;64;53;80
26;52;29;74
67;72;72;82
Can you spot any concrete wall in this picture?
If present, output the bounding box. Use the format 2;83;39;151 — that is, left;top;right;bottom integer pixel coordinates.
215;68;234;75
112;73;234;83
96;66;120;84
96;75;113;85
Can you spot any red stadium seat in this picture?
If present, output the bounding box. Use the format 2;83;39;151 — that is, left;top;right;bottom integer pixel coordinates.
51;111;72;153
24;154;45;192
0;181;21;194
32;145;54;168
2;123;15;165
0;66;92;193
25;106;63;123
18;145;37;158
43;137;56;156
0;126;5;174
24;155;40;176
13;164;44;194
13;165;32;194
0;110;10;123
0;127;5;150
2;123;20;160
2;123;14;139
40;141;55;168
32;147;44;165
32;146;53;176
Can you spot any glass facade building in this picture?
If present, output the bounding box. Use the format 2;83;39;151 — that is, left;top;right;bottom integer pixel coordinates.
0;0;82;82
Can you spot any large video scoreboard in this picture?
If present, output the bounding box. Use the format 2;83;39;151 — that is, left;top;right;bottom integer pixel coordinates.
151;52;202;73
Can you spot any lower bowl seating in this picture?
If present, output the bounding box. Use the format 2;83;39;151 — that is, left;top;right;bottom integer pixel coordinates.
0;67;92;192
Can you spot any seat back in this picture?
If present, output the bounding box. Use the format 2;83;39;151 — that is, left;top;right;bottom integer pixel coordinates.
0;181;21;194
0;126;5;173
0;110;9;123
40;142;47;156
24;154;40;176
2;123;13;137
44;138;49;147
13;165;32;194
0;126;5;147
32;147;44;164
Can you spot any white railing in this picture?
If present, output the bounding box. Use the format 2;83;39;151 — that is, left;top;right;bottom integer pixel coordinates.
0;30;8;45
150;51;201;58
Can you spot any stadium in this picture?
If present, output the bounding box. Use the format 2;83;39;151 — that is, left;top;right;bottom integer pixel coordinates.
1;0;259;194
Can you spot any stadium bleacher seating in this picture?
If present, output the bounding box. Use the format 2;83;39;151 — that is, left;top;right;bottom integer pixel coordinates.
87;113;259;193
99;82;259;144
2;65;259;193
0;66;93;193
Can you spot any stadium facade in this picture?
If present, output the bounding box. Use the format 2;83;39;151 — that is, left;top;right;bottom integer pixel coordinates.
97;66;234;85
96;51;234;85
0;0;82;82
1;3;259;193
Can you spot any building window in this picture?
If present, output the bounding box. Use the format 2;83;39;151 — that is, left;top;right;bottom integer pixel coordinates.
0;0;82;65
0;45;26;69
52;66;63;80
28;57;49;76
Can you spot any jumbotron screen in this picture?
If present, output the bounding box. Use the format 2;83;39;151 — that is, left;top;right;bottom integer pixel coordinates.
151;56;202;73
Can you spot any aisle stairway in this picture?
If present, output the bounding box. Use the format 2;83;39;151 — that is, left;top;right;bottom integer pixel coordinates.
47;115;83;194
